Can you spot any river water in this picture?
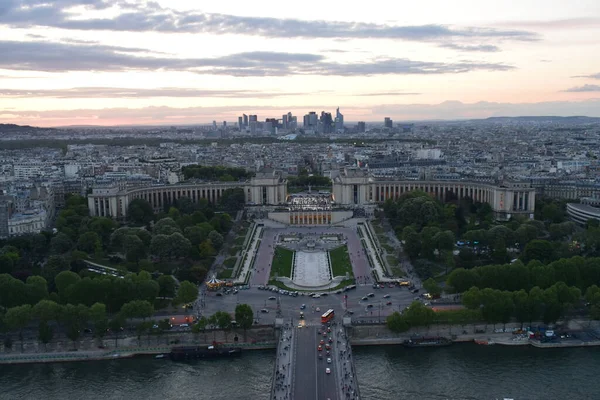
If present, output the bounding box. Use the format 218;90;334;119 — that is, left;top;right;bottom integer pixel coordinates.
1;344;599;400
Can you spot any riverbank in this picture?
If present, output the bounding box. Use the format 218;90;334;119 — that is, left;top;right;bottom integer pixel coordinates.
348;319;600;349
0;341;277;365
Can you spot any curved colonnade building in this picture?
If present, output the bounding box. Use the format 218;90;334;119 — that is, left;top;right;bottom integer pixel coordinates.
332;168;535;221
88;168;536;221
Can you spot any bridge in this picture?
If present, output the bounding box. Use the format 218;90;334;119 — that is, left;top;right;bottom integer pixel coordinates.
271;315;360;400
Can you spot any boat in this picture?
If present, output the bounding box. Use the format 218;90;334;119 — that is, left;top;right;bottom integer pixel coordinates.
474;339;496;346
154;354;166;359
169;345;242;361
402;336;452;348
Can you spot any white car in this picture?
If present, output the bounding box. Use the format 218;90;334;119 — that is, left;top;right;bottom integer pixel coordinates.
325;368;331;374
327;358;332;364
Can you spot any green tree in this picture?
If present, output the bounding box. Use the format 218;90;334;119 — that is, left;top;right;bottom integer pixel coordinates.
235;304;254;339
157;275;177;298
61;303;89;346
33;299;61;323
50;232;73;254
403;301;435;328
522;240;555;263
43;255;71;282
402;227;421;259
128;199;154;225
77;231;101;254
154;218;181;236
423;278;442;297
124;234;147;263
446;268;479;293
198;239;217;258
55;270;81;296
26;276;48;305
214;311;232;341
386;312;410;333
208;230;224;250
89;302;108;341
38;320;54;349
4;304;33;352
175;281;198;305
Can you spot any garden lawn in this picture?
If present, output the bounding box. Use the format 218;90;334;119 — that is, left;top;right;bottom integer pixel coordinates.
270;247;294;278
329;245;354;278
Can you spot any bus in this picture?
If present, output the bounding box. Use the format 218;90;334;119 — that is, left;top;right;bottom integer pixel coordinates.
321;309;335;324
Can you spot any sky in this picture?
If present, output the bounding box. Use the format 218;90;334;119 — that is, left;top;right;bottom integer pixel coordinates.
0;0;599;126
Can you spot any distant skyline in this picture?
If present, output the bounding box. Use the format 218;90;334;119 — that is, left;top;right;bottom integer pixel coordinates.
0;0;599;126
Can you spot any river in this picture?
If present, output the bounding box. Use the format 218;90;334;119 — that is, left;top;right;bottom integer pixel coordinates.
1;344;599;400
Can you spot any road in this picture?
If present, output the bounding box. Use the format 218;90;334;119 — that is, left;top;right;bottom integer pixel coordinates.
293;325;339;400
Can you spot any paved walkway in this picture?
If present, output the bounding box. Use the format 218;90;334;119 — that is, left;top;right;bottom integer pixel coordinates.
271;324;295;400
293;251;330;287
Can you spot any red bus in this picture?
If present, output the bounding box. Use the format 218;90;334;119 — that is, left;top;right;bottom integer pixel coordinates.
321;309;335;324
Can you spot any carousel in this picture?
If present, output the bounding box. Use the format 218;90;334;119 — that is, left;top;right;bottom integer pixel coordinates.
206;276;225;290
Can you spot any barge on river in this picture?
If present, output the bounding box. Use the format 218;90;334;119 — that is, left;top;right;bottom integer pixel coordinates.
169;345;242;361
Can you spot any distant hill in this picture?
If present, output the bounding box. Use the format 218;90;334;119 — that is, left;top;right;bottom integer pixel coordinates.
0;123;55;133
481;116;600;123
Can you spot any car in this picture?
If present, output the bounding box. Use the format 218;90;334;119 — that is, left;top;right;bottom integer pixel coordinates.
379;284;385;288
383;294;391;299
386;301;392;306
326;350;330;356
327;327;331;333
367;293;375;297
335;290;343;294
318;354;323;359
317;345;323;351
216;292;223;297
366;304;374;309
152;324;159;329
327;358;332;364
313;294;321;298
320;293;328;297
268;296;276;300
320;339;325;345
322;332;327;337
260;309;269;313
325;344;331;350
316;307;321;312
326;368;331;374
411;289;419;294
388;284;395;288
300;312;304;319
83;328;93;334
361;296;368;301
328;338;333;343
372;283;378;289
300;304;306;310
298;324;303;328
258;285;264;290
346;310;354;315
180;323;189;328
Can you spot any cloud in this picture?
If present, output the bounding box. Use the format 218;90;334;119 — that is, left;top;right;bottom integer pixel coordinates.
564;84;600;92
355;92;421;96
0;87;306;98
495;17;600;30
3;99;600;127
0;2;539;42
0;40;515;76
439;43;501;52
572;73;600;79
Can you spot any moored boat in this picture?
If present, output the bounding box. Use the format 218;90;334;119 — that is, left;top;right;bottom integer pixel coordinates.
169;345;242;361
403;336;452;348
